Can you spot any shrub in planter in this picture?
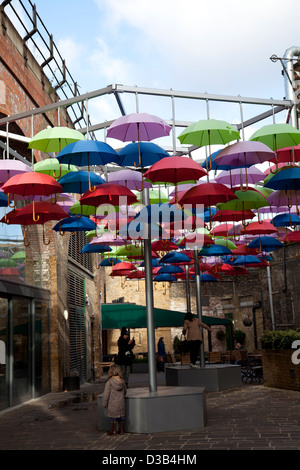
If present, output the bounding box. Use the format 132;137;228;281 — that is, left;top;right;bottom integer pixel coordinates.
261;329;300;350
261;329;300;391
233;329;246;345
216;329;226;341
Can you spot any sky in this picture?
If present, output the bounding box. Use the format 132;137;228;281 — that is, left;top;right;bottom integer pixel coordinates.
6;0;300;158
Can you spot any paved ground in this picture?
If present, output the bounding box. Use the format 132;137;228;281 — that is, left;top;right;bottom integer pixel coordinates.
0;372;300;452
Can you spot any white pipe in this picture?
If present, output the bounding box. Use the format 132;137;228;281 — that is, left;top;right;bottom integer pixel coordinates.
283;46;300;128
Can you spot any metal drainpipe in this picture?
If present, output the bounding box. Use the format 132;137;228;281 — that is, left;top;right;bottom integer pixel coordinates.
283;46;300;128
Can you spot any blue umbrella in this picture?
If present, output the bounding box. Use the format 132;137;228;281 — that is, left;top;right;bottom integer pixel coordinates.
0;193;8;207
199;244;232;256
57;140;121;166
118;142;170;167
154;273;177;282
157;265;184;274
140;258;163;267
271;213;300;227
57;171;105;194
264;167;300;190
53;216;97;233
99;257;122;266
160;252;192;264
233;255;262;265
81;243;112;254
191;273;218;282
247;236;283;252
204;207;217;222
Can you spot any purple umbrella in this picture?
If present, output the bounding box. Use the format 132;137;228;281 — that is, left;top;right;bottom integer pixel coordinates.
107;169;152;190
89;233;125;246
214;141;276;167
0;160;31;184
267;190;300;207
215;167;265;187
106;112;171;142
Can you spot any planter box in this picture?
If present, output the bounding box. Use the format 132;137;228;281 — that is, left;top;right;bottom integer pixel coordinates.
131;362;149;373
262;349;300;391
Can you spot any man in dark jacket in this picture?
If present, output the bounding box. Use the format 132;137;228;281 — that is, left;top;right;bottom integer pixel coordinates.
117;327;135;387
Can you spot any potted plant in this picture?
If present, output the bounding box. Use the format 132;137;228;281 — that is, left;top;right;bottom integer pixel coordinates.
233;329;246;345
261;329;300;391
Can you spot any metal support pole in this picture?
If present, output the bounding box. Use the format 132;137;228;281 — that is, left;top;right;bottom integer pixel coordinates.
185;265;191;313
194;249;205;367
266;265;276;330
143;188;157;393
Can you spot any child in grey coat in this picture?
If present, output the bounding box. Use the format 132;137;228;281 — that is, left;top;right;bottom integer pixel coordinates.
102;364;127;435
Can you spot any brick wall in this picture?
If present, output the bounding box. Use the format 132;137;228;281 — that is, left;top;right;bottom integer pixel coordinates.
262;349;300;391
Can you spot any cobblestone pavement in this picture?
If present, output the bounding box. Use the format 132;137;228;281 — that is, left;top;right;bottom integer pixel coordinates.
0;373;300;451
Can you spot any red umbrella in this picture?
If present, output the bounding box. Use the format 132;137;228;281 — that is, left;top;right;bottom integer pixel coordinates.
151;240;179;251
280;231;300;243
242;221;278;235
211;223;233;237
2;173;62;221
179;182;237;207
270;144;300;164
144;156;207;201
79;183;138;207
178;233;214;248
211;209;256;223
232;244;259;256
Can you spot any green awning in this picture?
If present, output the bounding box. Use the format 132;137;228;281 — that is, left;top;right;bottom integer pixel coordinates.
101;303;232;329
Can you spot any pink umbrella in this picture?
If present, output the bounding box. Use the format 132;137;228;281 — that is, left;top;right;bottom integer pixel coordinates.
89;233;125;246
106;112;171;142
107;169;152;190
0;160;31;184
215;167;265;187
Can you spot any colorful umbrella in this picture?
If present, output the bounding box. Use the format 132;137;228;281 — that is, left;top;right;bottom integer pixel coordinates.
79;182;138;208
28;126;85;153
214;141;275;167
57;171;105;194
264;167;300;191
117;142;171;168
107;113;171;142
57;139;120;166
34;158;78;179
242;221;278;235
81;243;112;254
107;168;152;191
247;236;283;252
52;216;97;234
211;209;256;223
271;213;300;227
144;156;207;186
1;172;62;221
215;167;266;187
0;160;31;184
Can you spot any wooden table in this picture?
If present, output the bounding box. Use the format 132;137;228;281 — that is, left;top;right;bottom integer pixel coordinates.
99;362;113;382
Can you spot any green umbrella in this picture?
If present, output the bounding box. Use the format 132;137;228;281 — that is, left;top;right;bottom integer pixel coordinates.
218;189;269;212
214;238;237;250
115;244;144;259
28;126;85;153
70;200;98;217
178;119;240;147
34;158;78;179
0;258;18;267
135;188;169;204
249;124;300;151
11;251;26;261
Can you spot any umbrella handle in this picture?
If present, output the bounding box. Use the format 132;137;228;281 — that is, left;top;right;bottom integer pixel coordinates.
23;228;30;247
53;166;62;179
269;156;279;174
58;221;65;236
32;200;40;222
7;194;15;209
42;225;50;245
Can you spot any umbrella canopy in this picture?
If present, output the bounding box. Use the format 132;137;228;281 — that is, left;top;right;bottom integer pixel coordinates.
107;112;171;142
57;171;105;194
211;209;255;222
271;213;300;227
264;167;300;191
34;158;78;178
2;172;62;197
144;156;207;185
233;255;262;266
199;244;232;256
28;126;85;153
215;167;266;186
157;265;184;274
281;232;300;243
90;234;125;246
242;221;278;235
179;182;237;207
214;141;275;167
218;188;269;212
178;119;240;147
0;160;31;184
107;169;152;190
99;257;122;266
160;251;192;265
2;201;69;225
81;243;112;254
271;144;300;164
56;139;121;167
52;216;97;233
117;142;171;168
79;183;138;207
154;273;177;282
249;123;300;151
247;236;283;252
267;189;300;208
151;239;179;252
0;192;8;207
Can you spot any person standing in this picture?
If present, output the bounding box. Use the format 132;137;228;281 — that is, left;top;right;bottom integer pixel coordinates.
102;364;127;435
157;337;166;372
116;327;135;387
182;312;212;368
